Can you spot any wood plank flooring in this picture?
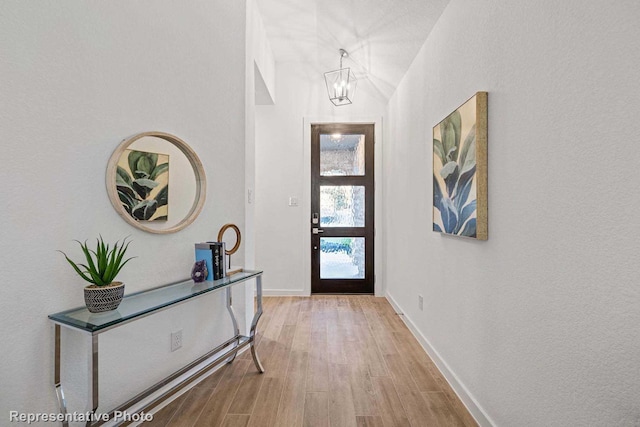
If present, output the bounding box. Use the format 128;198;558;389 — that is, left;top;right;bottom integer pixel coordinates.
144;296;476;427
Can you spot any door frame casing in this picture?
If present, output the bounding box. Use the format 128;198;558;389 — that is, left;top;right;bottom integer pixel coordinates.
302;116;384;296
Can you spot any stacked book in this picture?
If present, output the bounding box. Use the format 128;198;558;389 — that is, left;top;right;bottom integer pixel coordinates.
195;242;226;280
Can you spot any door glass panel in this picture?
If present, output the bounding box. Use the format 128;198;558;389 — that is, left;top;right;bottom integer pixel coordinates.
320;238;365;279
320;134;365;176
320;186;365;227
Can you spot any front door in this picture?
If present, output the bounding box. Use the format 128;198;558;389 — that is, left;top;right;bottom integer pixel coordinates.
311;123;374;294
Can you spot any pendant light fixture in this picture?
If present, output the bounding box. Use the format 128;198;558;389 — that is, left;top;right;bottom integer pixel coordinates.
324;49;357;106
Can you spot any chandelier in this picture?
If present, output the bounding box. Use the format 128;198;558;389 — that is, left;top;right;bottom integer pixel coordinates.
324;49;357;106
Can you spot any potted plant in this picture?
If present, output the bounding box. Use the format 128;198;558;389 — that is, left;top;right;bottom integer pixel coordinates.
59;236;135;313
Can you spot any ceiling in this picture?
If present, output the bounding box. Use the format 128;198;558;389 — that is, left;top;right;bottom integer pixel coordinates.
255;0;451;100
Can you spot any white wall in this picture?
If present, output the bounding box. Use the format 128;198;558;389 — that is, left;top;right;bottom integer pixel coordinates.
0;0;248;423
383;1;640;426
255;61;387;295
250;2;276;105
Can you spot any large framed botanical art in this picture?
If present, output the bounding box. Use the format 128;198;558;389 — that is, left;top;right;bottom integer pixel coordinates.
433;92;487;240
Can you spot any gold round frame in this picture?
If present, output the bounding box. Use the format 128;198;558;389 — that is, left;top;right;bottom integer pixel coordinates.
106;131;207;234
217;223;241;255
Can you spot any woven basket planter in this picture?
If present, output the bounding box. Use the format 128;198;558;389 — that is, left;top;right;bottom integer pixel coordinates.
84;282;125;313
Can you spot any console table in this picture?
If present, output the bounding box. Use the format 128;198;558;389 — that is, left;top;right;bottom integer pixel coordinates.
48;270;264;427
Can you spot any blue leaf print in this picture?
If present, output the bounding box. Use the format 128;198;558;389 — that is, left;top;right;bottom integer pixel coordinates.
440;161;459;197
453;165;476;212
433;174;443;212
460;218;477;238
454;200;477;234
440;198;459;233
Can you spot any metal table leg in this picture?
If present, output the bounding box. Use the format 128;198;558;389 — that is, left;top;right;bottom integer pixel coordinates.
87;334;98;427
249;276;265;373
54;324;69;427
226;287;240;364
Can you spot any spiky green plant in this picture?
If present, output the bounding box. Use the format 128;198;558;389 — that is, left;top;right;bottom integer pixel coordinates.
59;236;135;286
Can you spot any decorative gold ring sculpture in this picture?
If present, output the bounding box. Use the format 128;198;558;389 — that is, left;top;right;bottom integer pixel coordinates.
217;223;241;255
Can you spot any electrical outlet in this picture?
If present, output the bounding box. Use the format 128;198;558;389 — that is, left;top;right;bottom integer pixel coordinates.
171;330;183;352
418;295;424;311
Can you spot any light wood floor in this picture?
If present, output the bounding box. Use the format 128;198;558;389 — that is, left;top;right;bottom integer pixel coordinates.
145;296;476;427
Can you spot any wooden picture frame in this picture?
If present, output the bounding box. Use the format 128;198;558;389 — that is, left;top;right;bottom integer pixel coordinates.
433;92;487;240
106;131;207;234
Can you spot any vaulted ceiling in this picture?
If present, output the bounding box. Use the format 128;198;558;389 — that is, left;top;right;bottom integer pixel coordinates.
255;0;450;100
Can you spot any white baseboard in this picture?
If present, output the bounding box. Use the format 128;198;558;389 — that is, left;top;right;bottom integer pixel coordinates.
262;288;308;296
385;292;495;427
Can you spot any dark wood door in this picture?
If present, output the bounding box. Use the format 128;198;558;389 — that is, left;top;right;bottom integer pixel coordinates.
311;123;374;294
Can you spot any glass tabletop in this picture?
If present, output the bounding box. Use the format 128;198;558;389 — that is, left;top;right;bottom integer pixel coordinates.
48;270;262;333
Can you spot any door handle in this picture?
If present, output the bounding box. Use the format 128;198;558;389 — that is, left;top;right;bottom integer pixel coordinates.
312;228;324;234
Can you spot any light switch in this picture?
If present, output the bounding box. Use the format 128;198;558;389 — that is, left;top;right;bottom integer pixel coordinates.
288;197;299;207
